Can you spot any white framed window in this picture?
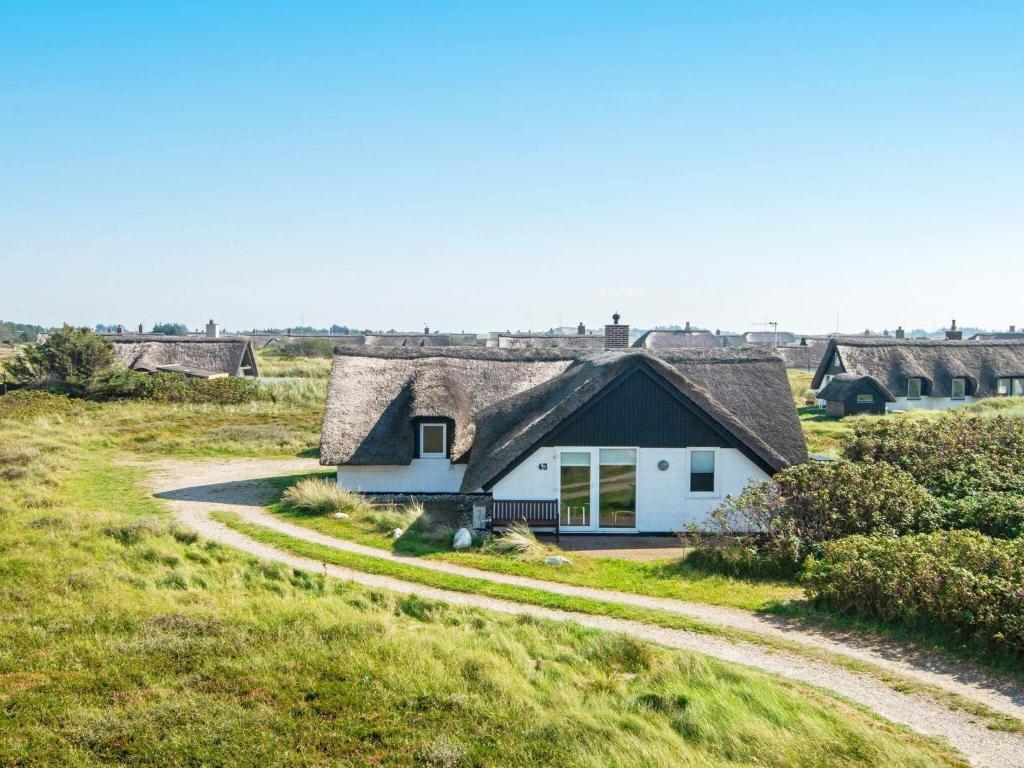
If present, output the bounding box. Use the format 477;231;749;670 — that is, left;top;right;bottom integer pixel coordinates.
688;449;717;495
856;393;875;404
997;378;1023;396
419;423;447;459
907;378;922;400
951;378;966;400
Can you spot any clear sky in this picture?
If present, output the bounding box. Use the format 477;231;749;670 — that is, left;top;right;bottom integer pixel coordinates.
2;2;1022;334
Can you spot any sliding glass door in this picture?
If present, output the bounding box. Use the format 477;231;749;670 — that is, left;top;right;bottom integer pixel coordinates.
599;449;636;528
559;452;591;527
559;448;637;530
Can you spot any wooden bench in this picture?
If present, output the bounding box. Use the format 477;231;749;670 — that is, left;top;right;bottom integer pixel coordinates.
490;500;560;542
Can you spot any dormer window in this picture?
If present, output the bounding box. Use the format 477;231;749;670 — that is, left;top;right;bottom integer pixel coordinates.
419;423;447;459
951;377;966;400
907;378;923;400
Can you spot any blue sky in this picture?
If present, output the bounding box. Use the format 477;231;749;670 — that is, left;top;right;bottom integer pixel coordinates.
2;2;1022;334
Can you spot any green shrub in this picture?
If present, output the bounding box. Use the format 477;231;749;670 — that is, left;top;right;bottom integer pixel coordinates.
804;531;1024;656
89;369;267;405
773;460;942;541
844;413;1024;497
3;326;115;396
939;492;1024;539
699;460;941;573
270;338;336;358
0;390;87;421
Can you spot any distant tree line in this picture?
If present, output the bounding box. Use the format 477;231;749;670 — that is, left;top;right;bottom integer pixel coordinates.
151;322;189;335
0;321;44;343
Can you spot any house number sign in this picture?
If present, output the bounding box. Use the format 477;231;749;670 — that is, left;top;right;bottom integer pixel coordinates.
538;462;548;470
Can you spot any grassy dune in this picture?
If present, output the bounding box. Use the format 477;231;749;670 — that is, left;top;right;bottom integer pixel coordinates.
0;398;969;767
271;480;803;611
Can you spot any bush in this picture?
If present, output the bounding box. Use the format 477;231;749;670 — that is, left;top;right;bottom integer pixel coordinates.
3;326;115;396
0;390;87;421
939;492;1024;539
773;460;942;542
271;338;336;358
698;460;941;573
88;369;267;405
804;531;1024;657
844;413;1024;497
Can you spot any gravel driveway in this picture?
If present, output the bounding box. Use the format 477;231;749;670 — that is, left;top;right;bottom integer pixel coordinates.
146;457;1024;768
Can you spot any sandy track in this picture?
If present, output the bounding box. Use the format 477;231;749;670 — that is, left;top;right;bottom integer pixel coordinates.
146;457;1024;768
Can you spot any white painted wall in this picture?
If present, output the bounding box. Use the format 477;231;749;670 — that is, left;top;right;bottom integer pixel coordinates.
490;445;768;533
638;448;767;531
490;446;557;499
336;460;466;493
886;396;978;412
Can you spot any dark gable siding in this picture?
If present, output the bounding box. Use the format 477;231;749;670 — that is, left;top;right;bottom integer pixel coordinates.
543;366;734;449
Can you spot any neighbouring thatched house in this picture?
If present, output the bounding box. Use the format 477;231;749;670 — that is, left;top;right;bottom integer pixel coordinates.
320;318;806;534
363;332;452;348
816;373;894;417
776;338;830;371
812;337;1024;413
632;328;725;349
110;337;260;378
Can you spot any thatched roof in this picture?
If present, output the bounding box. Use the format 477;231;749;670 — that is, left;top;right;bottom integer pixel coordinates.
632;330;725;349
817;373;896;402
777;340;829;370
321;347;807;492
811;338;1024;396
363;334;452;347
497;334;606;350
109;336;259;377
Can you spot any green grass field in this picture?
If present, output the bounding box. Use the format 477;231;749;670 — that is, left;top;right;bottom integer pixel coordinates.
0;393;971;767
268;479;802;612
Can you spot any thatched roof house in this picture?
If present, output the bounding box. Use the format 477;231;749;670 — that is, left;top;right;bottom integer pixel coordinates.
363;333;452;348
632;330;725;349
812;338;1024;409
320;346;806;533
110;337;259;378
496;333;606;350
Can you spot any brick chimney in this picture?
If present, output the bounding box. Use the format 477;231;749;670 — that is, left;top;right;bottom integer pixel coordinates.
577;322;586;336
1011;325;1017;333
137;323;144;334
684;321;691;332
895;326;905;339
206;319;220;339
604;312;630;350
424;325;430;335
945;319;962;341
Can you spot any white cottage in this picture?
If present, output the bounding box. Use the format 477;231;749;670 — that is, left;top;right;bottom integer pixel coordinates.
319;319;807;535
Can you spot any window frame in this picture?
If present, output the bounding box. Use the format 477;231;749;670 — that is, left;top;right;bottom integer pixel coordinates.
687;448;719;498
855;393;875;404
997;378;1010;396
418;422;448;459
951;377;966;400
907;377;923;400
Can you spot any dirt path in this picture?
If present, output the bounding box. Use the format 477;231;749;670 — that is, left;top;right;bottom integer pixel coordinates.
146;457;1024;768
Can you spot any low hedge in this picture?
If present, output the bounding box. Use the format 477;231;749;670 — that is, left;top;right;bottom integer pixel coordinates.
804;531;1024;657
